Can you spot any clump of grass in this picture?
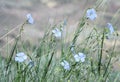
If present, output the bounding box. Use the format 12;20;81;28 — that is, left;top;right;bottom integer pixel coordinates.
0;0;120;82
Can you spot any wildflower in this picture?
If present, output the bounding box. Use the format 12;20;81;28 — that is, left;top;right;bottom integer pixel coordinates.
107;23;114;34
28;60;34;68
52;28;62;38
86;8;97;20
70;47;76;55
61;60;70;70
26;14;34;24
15;52;27;63
74;53;86;62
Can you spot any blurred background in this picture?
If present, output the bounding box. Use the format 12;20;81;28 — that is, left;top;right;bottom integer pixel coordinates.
0;0;120;55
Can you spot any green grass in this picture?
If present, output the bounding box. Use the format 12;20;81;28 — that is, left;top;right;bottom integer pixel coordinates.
0;0;120;82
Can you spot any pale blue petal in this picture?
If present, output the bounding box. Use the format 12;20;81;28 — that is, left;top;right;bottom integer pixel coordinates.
74;55;80;62
52;28;61;38
15;52;27;63
107;23;114;34
61;60;70;70
26;14;34;24
86;8;97;20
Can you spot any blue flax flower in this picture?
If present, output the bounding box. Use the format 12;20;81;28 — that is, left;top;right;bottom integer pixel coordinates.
28;60;34;68
61;60;70;70
107;23;114;34
52;28;62;38
15;52;27;63
86;8;97;20
74;53;86;62
26;14;34;24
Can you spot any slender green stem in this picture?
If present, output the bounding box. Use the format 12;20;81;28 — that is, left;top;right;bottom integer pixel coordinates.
98;30;104;75
103;40;116;77
6;37;18;71
41;52;54;82
72;18;85;46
